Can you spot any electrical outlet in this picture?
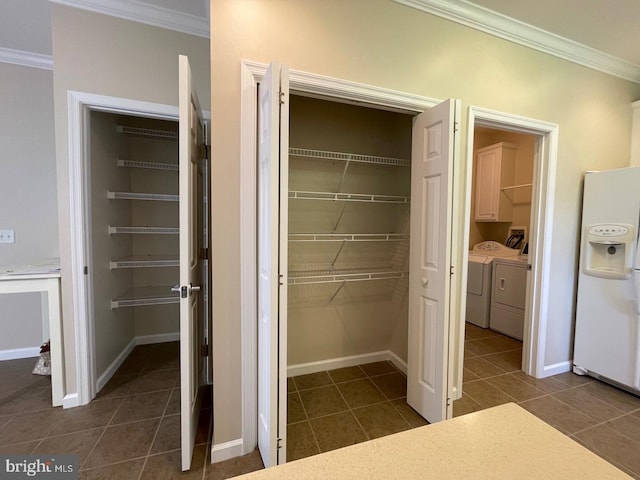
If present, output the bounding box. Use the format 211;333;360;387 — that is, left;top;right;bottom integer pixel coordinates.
0;229;15;244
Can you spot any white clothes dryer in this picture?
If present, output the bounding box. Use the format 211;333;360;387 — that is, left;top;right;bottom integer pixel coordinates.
466;242;520;328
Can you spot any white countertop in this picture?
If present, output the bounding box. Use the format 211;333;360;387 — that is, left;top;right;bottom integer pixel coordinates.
232;403;631;480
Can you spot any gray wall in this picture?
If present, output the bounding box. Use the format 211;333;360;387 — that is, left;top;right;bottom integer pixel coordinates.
0;62;57;354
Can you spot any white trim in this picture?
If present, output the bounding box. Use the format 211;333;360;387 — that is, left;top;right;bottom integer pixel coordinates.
0;47;53;71
240;60;441;459
287;351;403;377
466;106;559;379
210;439;245;464
0;347;40;361
387;350;408;375
393;0;640;84
542;360;572;378
50;0;209;38
96;337;136;392
67;91;178;407
62;393;80;409
136;332;180;345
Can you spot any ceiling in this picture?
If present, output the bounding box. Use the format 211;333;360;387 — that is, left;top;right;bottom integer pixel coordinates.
1;0;639;82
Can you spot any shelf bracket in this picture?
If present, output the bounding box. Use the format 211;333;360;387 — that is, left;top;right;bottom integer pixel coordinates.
330;240;347;268
329;281;346;302
332;204;348;233
335;159;351;193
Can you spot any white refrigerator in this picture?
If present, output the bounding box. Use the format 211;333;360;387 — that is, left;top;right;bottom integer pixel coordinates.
574;167;640;392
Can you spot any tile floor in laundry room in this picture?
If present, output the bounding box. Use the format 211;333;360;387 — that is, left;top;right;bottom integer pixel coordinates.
1;325;640;479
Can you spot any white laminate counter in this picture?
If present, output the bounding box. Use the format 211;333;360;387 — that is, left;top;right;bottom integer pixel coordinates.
232;403;631;479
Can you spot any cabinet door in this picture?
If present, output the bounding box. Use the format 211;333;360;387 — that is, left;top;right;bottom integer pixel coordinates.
475;147;501;221
178;55;209;471
407;98;459;423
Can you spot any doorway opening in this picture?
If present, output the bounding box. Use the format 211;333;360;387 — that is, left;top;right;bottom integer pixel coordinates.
453;106;560;415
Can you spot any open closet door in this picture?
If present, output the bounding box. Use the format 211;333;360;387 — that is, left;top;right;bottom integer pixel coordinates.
257;61;289;467
178;54;209;471
407;98;460;423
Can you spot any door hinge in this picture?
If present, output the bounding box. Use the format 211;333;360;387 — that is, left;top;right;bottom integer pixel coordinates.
276;437;283;449
454;121;459;132
202;247;209;260
202;342;209;357
279;91;285;105
201;144;210;160
450;265;454;276
527;264;532;271
84;266;88;275
447;397;452;407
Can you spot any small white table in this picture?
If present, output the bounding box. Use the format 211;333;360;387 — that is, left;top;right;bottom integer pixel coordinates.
0;271;64;407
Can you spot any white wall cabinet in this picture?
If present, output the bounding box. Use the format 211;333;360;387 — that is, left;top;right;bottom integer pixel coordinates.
474;142;518;222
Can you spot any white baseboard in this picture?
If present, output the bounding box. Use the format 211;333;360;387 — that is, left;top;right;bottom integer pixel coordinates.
210;439;244;464
95;333;179;392
287;350;406;377
96;337;137;392
62;393;80;409
0;346;40;361
387;350;408;374
136;332;180;345
540;360;572;378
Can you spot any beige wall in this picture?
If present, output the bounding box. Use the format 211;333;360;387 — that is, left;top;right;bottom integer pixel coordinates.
51;4;210;395
210;0;640;448
0;62;57;355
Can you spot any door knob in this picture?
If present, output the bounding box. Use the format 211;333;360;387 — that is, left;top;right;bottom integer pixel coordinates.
422;277;429;287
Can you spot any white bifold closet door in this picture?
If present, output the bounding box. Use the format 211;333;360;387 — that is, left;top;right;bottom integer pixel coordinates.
178;54;211;472
256;58;459;465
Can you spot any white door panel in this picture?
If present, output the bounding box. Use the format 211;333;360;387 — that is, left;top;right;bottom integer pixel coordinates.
179;54;208;471
257;61;289;467
407;99;459;423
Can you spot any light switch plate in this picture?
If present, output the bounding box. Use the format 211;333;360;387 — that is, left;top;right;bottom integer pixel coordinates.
0;229;15;244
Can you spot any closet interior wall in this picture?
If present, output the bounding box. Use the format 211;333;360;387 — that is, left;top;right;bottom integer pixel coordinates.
287;95;413;371
89;111;179;381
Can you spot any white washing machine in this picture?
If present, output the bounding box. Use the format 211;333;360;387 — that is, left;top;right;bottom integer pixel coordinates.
466;241;520;328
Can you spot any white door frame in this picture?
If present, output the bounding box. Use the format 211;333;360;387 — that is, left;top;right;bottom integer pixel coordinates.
463;106;559;379
67;91;178;407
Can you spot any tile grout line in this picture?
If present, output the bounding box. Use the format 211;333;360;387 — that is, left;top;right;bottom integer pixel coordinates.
329;370;371;443
136;376;176;480
79;396;126;471
292;387;322;456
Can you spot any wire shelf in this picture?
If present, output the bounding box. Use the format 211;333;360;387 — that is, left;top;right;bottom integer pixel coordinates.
111;286;179;309
107;191;179;202
117;159;178;171
289;191;409;204
109;255;179;270
108;226;179;235
116;125;177;140
289;148;409;167
289;233;408;242
288;269;409;285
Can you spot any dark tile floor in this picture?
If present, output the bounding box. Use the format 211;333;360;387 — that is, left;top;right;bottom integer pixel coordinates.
1;329;640;479
459;323;640;479
286;361;426;462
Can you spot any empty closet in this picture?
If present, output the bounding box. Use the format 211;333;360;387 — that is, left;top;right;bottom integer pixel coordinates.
287;95;412;371
88;111;179;386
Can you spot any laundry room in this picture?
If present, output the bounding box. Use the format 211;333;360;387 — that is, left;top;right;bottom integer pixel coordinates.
462;126;535;397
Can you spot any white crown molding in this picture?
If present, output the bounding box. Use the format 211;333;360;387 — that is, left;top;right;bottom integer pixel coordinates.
0;47;53;70
393;0;640;84
49;0;209;38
